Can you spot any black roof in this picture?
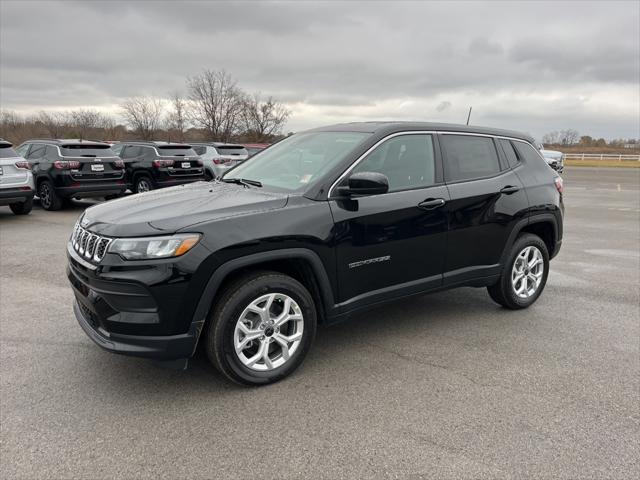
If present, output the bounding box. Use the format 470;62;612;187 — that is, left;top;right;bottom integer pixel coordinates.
22;139;111;146
308;121;535;143
120;141;193;147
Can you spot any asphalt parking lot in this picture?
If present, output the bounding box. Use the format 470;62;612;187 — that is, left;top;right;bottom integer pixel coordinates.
1;167;638;479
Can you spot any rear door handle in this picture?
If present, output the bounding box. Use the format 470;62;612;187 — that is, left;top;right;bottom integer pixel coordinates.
418;198;446;210
500;185;520;195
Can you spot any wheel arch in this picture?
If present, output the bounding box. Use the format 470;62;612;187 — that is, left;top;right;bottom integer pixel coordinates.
500;214;559;266
192;248;336;332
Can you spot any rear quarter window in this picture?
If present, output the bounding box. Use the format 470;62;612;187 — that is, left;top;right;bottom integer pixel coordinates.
499;139;520;168
513;141;547;166
442;135;501;182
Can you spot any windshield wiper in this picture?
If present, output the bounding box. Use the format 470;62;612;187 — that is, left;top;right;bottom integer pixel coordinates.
221;177;263;188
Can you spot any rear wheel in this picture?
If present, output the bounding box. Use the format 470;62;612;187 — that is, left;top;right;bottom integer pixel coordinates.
9;197;33;215
488;233;549;309
134;175;153;194
204;170;214;181
205;271;317;386
38;180;63;211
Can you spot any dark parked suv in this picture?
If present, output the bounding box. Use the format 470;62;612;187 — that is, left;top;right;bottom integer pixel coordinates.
15;139;126;210
67;122;564;385
112;141;205;193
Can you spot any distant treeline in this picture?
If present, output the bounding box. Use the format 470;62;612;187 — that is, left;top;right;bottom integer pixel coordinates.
542;129;639;152
0;69;291;146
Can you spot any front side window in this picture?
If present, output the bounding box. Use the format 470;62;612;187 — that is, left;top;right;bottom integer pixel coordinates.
442;135;501;182
224;132;371;192
351;134;436;192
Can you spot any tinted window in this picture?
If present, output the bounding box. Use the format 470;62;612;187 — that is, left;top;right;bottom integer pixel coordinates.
0;145;18;158
156;146;197;156
513;141;547;166
352;134;436;192
60;145;115;157
26;144;46;160
442;135;500;181
123;146;141;158
111;144;124;156
45;145;58;158
216;146;248;156
192;146;207;155
499;139;519;168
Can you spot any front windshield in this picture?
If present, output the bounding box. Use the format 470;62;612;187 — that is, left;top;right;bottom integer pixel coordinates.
222;131;371;191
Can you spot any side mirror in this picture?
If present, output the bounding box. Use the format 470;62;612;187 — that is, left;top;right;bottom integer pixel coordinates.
337;171;389;197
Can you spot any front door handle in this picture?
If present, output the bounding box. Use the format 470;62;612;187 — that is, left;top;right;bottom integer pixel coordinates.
500;185;520;195
418;198;446;210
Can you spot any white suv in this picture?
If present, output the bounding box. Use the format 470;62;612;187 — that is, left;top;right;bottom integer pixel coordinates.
191;143;249;179
0;140;35;215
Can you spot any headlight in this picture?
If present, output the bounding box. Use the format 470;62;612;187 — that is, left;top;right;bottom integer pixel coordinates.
108;233;201;260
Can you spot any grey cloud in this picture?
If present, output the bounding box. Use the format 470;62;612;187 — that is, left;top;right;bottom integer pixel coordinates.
0;0;638;139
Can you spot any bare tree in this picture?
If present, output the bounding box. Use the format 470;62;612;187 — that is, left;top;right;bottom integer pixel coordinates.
37;110;69;138
241;93;291;142
187;70;244;142
68;109;110;139
559;129;579;145
165;92;188;142
120;97;165;140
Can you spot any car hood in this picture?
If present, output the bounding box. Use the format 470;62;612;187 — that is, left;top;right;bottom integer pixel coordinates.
82;181;289;237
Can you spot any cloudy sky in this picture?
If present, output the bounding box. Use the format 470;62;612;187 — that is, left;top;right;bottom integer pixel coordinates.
1;0;638;140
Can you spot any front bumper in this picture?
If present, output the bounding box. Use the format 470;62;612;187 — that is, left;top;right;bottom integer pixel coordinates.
73;300;202;359
67;242;206;360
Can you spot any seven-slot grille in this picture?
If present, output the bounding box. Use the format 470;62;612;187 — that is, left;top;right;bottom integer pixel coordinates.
71;223;111;263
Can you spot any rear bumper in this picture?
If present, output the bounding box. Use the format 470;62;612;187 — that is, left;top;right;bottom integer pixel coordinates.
57;183;126;199
0;187;35;206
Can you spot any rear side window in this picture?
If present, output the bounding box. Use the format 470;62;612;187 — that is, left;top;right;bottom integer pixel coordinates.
45;145;59;158
192;146;206;155
499;139;520;168
0;145;18;158
123;146;141;158
26;144;46;160
513;141;546;165
442;135;501;182
352;134;436;192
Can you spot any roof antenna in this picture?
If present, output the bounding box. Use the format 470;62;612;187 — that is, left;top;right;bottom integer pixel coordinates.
466;106;473;126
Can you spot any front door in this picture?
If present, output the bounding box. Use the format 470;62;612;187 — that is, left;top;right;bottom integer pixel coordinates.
330;133;449;308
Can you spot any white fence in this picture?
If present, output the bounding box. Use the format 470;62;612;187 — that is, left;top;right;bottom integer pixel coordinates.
564;153;640;162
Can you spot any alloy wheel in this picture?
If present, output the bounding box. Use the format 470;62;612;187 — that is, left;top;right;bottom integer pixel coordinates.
233;293;304;371
511;246;544;299
137;179;151;193
39;183;51;209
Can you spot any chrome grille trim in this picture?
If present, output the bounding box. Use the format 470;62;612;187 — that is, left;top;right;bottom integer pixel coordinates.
70;222;112;263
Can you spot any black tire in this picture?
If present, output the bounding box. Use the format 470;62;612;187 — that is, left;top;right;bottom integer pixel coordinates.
38;180;63;211
134;175;153;194
204;170;214;181
9;197;33;215
205;271;317;386
488;233;550;309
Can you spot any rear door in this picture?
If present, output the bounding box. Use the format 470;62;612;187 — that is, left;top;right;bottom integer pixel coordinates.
440;134;529;284
330;133;449;307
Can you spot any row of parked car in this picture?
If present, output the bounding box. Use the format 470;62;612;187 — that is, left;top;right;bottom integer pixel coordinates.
0;139;269;214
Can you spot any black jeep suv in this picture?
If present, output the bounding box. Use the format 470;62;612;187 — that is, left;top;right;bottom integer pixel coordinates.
67;122;564;385
112;141;205;193
15;139;126;210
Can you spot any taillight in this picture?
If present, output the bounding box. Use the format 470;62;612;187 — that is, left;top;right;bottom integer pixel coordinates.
14;161;31;170
153;159;174;168
554;177;564;194
53;160;80;169
114;159;125;169
212;158;225;165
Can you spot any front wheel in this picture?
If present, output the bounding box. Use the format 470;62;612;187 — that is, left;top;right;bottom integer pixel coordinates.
205;271;317;386
488;233;549;309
